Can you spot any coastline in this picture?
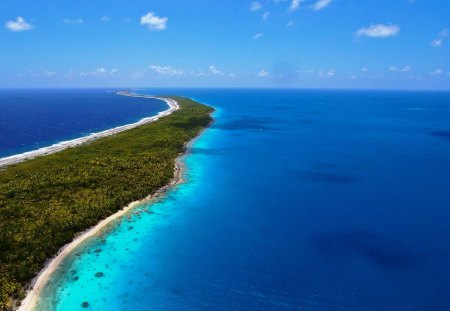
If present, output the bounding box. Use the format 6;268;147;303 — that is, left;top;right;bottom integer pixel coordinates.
17;158;186;311
0;92;178;169
15;99;214;311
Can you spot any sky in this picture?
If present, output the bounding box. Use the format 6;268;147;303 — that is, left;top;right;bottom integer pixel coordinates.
1;0;450;90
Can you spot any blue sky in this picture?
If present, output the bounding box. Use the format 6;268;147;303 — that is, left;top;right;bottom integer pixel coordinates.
1;0;449;89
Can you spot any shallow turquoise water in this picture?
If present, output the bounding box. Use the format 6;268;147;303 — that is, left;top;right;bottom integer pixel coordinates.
34;89;450;310
35;106;227;311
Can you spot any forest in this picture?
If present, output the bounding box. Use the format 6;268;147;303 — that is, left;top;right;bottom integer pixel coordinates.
0;96;213;310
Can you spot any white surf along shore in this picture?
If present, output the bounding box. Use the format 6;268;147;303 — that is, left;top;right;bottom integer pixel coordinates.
0;91;179;169
16;92;182;311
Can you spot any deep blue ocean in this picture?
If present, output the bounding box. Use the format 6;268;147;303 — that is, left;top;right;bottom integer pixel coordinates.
0;89;167;158
4;89;450;310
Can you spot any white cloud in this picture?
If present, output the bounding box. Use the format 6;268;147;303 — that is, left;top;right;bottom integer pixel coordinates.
431;39;443;47
63;18;83;25
189;70;207;77
258;70;269;77
140;12;168;31
79;68;118;77
93;68;107;76
209;65;223;75
312;0;332;11
254;33;264;39
5;16;33;32
262;11;270;21
304;69;336;78
101;16;111;22
289;0;302;12
389;65;411;72
361;68;368;72
250;1;262;11
44;71;56;77
430;68;443;75
439;28;449;38
188;66;227;77
150;65;183;76
430;29;448;48
400;65;411;72
317;69;335;78
287;21;294;27
229;73;236;78
356;24;400;38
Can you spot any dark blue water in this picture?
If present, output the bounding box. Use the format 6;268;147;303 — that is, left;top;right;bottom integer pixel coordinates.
0;89;167;158
25;89;450;310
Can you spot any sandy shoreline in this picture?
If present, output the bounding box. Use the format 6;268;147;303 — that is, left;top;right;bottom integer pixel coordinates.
17;159;186;311
0;92;179;169
16;94;183;311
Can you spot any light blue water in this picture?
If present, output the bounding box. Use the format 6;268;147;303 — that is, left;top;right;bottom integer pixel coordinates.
0;89;167;158
27;89;450;310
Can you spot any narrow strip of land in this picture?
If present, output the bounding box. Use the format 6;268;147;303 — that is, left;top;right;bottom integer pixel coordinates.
0;92;178;169
15;93;181;311
0;96;214;311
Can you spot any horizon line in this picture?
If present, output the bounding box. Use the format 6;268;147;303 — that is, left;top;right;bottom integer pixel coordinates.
1;86;450;92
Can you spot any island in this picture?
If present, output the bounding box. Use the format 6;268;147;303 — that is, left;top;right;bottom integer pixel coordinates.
0;95;214;311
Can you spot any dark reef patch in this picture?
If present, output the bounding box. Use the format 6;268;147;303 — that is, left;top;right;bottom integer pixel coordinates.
95;272;104;278
313;229;421;270
431;130;450;141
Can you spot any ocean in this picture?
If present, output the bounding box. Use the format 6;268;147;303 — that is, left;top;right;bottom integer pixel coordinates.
0;89;167;158
5;89;450;310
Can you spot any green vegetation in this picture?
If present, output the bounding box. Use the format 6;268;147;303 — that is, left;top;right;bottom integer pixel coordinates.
0;97;213;310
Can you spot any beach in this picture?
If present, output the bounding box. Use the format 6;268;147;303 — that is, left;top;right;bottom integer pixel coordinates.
0;92;179;169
